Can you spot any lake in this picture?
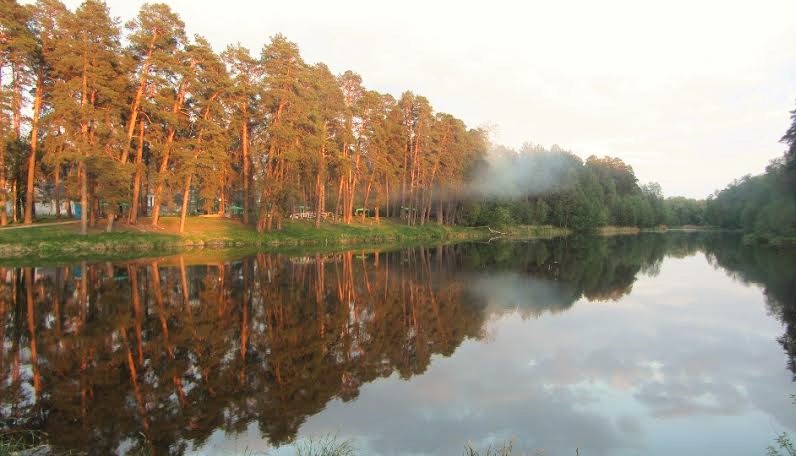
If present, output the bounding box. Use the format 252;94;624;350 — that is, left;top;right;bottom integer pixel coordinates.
1;233;794;455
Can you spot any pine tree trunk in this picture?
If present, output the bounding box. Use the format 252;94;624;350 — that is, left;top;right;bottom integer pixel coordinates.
142;174;150;217
0;67;16;226
256;187;269;232
256;149;276;233
104;209;116;233
401;140;409;215
79;54;90;234
335;176;344;222
151;76;189;227
151;128;175;227
54;167;61;219
90;190;98;228
179;175;192;233
347;154;360;224
122;32;157;164
24;71;44;225
362;181;372;222
242;104;250;224
80;163;88;235
12;66;22;140
339;141;349;223
12;182;18;223
315;173;323;228
129;120;145;224
151;174;166;226
345;175;352;224
218;171;226;215
385;178;390;218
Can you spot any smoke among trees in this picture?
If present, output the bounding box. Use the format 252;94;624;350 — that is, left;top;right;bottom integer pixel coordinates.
460;142;703;230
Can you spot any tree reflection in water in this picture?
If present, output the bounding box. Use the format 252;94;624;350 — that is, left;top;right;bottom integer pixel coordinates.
0;233;793;455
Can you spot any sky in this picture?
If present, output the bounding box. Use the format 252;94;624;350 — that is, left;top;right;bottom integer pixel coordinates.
60;0;796;198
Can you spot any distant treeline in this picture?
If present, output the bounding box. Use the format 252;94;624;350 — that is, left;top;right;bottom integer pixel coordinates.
0;0;705;235
703;103;796;243
460;143;704;230
465;100;796;235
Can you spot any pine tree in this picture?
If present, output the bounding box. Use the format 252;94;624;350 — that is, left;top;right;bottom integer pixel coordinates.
24;0;68;224
125;2;186;226
176;36;230;233
305;63;343;227
256;34;306;232
222;44;260;224
50;0;126;234
336;70;364;224
0;0;36;225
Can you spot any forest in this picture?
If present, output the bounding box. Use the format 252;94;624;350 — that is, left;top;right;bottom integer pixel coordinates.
0;0;713;237
0;0;486;234
703;106;796;242
459;143;705;230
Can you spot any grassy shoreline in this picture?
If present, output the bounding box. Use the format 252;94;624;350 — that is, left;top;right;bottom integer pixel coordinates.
0;216;714;263
0;217;504;262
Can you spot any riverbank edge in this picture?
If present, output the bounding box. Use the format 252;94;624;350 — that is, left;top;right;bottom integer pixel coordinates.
0;220;571;262
0;219;747;263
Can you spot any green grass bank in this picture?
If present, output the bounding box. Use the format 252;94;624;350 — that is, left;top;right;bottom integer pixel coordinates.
0;217;512;261
1;216;674;263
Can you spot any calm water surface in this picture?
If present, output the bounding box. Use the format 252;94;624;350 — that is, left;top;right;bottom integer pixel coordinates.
1;233;795;455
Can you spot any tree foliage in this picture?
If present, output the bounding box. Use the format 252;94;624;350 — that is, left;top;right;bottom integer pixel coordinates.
0;1;493;231
705;101;796;243
0;0;705;233
460;145;678;230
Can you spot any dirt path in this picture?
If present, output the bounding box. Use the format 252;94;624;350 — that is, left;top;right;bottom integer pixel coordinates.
0;220;79;230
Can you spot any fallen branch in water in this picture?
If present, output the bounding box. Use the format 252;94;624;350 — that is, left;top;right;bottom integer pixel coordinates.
475;226;508;235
